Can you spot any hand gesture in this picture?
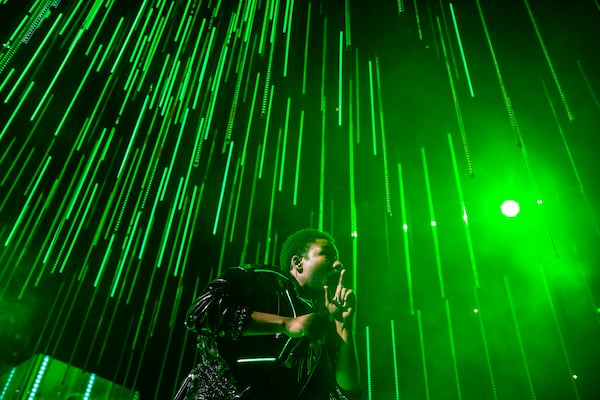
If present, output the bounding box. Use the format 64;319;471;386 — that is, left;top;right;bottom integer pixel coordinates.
323;270;356;324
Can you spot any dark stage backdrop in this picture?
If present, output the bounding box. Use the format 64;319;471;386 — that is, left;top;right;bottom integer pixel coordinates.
1;0;599;398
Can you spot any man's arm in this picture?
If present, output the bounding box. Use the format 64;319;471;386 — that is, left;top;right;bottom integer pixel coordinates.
244;311;328;339
324;270;360;391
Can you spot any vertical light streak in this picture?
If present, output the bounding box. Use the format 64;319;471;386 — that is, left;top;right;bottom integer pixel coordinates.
264;129;282;264
175;186;197;276
344;0;352;47
338;30;343;126
447;133;480;288
94;233;116;287
449;3;475;97
319;105;326;231
119;94;151;179
413;0;423;40
4;156;51;246
368;61;377;156
397;0;405;14
445;299;462;399
536;265;581;399
375;57;391;215
0;81;35;140
110;1;149;74
354;49;361;143
437;16;473;176
259;85;275;178
504;276;537;400
4;13;63;103
523;0;574;121
213;141;235;235
321;17;327;107
97;17;125;72
283;0;295;77
576;60;600;112
365;326;373;400
241;72;261;167
192;27;216;109
293;110;304;205
417;310;431;399
397;163;415;315
475;0;522;146
472;292;499;400
302;2;311;95
0;68;15;95
541;80;598;234
421;148;445;299
390;320;400;399
56;45;103;136
278;98;292;191
110;210;141;296
59;184;99;274
240;146;262;264
204;44;230;139
348;81;358;290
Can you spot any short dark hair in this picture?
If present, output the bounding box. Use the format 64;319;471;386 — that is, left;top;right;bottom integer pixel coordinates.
279;229;334;272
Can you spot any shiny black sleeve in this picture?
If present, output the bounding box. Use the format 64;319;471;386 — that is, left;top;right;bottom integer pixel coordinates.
185;267;252;340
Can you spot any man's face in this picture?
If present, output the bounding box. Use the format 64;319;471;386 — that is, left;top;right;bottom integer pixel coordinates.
294;238;342;298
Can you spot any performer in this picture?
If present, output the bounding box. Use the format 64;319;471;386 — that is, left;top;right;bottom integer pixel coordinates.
175;229;360;399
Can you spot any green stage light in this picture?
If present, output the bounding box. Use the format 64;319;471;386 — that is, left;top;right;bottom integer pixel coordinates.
501;200;520;217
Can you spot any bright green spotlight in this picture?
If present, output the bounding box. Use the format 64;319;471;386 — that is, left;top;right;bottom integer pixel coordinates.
501;200;520;217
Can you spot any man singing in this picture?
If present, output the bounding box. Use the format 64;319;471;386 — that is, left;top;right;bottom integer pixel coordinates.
175;229;360;399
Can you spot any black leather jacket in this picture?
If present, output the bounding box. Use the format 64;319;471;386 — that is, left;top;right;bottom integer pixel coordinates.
175;265;357;400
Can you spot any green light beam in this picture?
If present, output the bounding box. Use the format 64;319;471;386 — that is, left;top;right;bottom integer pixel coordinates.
449;3;475;97
445;300;463;399
283;0;295;77
390;320;400;399
375;57;391;215
293;110;304;205
338;30;343;126
475;0;523;146
447;133;480;288
4;13;63;103
213;141;235;235
398;163;415;315
421;147;445;299
110;1;148;74
1;81;35;141
504;276;537;400
417;310;431;399
366;326;372;400
368;61;377;156
259;85;275;178
4;155;51;246
437;16;474;176
301;2;311;95
523;0;574;121
278;98;291;191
